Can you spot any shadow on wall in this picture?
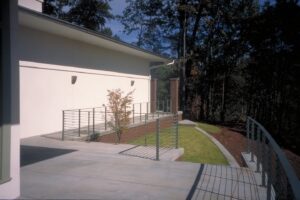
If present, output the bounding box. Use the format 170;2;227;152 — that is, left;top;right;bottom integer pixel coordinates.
21;145;77;167
18;26;150;76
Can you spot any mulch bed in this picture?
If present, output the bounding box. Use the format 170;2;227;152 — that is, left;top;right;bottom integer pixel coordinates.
97;128;150;144
209;126;300;179
210;127;247;167
284;149;300;178
97;117;174;144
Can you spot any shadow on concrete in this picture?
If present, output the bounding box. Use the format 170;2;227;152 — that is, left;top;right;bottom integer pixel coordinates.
186;164;204;200
21;145;77;167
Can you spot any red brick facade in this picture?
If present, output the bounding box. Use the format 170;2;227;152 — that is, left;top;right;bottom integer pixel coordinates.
150;79;157;113
170;78;179;113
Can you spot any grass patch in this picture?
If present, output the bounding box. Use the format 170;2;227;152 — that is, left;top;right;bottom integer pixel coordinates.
197;122;221;134
128;126;228;165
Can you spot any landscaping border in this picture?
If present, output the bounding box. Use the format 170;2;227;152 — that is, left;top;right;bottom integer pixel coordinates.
195;127;240;167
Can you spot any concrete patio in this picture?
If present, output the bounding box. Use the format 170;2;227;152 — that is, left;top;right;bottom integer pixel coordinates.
20;136;266;199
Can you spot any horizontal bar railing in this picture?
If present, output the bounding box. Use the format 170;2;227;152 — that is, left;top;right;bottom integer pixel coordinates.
247;116;300;200
62;100;173;141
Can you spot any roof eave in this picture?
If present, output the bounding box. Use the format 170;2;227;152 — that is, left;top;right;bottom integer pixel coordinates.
18;6;172;63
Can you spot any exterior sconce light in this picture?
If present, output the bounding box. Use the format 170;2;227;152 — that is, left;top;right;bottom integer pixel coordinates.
131;80;135;86
71;76;77;84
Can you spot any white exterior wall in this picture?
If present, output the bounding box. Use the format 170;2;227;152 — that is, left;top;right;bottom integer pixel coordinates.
0;1;20;198
0;126;20;199
19;26;151;138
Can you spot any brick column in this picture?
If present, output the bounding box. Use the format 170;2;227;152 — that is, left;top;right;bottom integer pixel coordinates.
170;78;179;114
150;79;157;113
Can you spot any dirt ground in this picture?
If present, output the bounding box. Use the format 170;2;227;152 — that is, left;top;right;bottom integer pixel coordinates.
97;117;174;144
211;127;248;167
210;127;300;179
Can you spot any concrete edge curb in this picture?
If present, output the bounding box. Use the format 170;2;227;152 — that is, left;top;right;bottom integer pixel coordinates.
195;127;240;168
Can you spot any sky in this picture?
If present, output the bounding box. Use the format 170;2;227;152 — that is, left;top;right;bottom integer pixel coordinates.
107;0;137;44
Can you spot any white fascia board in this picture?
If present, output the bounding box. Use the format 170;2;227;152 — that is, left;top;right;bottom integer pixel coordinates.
18;7;172;64
19;61;151;80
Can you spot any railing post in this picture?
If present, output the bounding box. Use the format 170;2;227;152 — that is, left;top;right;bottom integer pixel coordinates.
162;100;165;112
144;114;147;146
251;121;255;162
132;104;135;124
152;104;154;119
105;106;107;131
266;143;272;200
78;109;81;137
62;110;65;141
166;100;169;113
157;100;160;118
88;111;90;140
256;128;261;172
274;154;281;198
175;114;178;149
140;103;142;122
146;102;149;120
124;106;127;124
156;118;160;161
92;108;95;134
247;118;250;153
261;135;266;187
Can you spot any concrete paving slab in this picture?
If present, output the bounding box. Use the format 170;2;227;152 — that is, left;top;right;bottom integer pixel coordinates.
119;145;184;161
20;136;267;200
179;119;197;126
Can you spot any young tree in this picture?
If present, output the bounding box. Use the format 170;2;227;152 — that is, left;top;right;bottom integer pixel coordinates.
106;89;134;143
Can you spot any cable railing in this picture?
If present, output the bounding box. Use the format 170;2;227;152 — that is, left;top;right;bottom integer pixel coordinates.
246;117;300;200
62;100;173;141
118;112;179;161
155;113;179;160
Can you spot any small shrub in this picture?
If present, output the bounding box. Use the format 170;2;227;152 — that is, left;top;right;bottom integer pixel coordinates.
106;89;134;143
89;132;100;141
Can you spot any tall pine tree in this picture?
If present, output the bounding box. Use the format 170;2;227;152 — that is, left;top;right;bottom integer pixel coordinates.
43;0;114;36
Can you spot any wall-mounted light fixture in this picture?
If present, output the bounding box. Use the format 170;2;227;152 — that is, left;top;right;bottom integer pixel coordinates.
131;80;135;86
71;76;77;84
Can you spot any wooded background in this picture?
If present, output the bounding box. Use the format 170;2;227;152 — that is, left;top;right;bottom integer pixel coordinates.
43;0;300;154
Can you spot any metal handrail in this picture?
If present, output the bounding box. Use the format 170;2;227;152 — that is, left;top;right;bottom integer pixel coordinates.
247;116;300;200
62;100;173;141
62;100;172;112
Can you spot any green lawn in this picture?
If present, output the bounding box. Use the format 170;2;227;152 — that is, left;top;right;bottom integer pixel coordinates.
128;126;228;165
197;122;221;134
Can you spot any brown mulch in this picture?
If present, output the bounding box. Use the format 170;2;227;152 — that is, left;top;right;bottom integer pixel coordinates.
210;127;247;167
97;128;149;144
209;126;300;179
284;149;300;179
97;117;174;144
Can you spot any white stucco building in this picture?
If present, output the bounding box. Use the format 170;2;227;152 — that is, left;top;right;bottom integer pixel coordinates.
0;0;170;198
